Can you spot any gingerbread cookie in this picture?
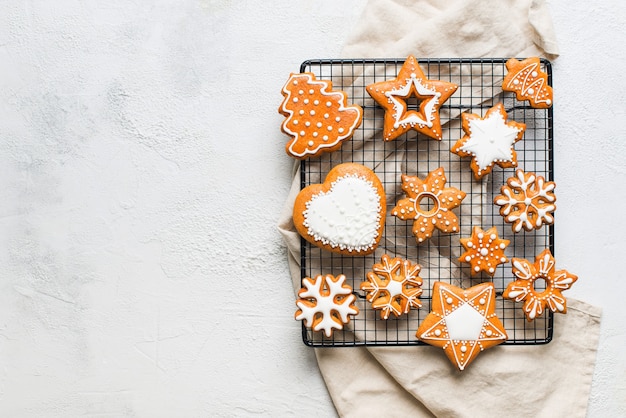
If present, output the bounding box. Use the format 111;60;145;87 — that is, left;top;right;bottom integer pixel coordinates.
360;254;423;320
293;163;386;255
494;169;556;233
450;103;526;180
417;281;508;371
503;249;578;321
391;167;466;244
295;274;359;337
458;226;510;276
366;55;458;141
279;73;363;159
502;57;553;108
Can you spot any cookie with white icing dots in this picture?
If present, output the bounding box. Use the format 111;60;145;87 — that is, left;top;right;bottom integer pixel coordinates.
451;103;526;180
391;167;466;244
494;169;557;233
502;57;553;109
458;226;510;276
295;274;359;337
279;73;363;159
366;55;458;141
417;281;508;371
360;254;423;320
293;163;386;255
503;249;578;321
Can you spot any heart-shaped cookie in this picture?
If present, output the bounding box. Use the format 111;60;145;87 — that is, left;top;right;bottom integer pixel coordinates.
293;163;386;255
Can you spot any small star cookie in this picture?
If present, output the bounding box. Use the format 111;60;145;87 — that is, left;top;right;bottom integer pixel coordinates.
458;226;510;276
451;103;526;180
502;57;553;109
417;281;508;371
391;167;466;244
367;55;458;141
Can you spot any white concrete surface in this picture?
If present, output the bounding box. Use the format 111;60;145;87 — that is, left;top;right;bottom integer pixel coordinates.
0;1;623;416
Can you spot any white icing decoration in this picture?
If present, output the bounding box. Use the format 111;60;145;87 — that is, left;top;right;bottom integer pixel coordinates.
385;72;440;129
445;303;486;341
295;274;358;337
303;174;382;252
459;110;522;174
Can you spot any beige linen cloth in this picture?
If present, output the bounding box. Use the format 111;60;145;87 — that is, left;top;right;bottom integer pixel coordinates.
278;1;602;416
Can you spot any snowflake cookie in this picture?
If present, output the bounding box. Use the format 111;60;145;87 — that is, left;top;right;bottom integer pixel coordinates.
459;226;510;276
295;274;359;337
450;103;526;180
279;73;363;159
366;55;458;141
391;167;466;244
360;254;423;320
494;169;556;233
417;281;508;371
503;249;578;321
502;57;553;109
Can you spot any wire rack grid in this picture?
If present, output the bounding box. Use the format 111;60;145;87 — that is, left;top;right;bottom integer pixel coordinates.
297;58;554;347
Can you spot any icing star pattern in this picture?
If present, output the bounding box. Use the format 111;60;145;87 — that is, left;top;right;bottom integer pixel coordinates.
360;254;423;320
459;226;510;276
451;103;526;180
391;167;466;244
367;55;458;141
295;274;359;337
494;169;557;233
417;281;508;371
503;249;578;321
502;57;553;108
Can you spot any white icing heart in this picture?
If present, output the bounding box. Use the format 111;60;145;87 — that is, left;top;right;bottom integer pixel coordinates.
303;174;382;252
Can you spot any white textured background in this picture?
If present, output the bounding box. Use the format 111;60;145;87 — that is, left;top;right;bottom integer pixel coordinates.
0;1;623;416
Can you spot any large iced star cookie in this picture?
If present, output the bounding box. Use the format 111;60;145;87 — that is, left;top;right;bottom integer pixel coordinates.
366;55;458;141
293;163;386;255
417;281;508;371
451;103;526;180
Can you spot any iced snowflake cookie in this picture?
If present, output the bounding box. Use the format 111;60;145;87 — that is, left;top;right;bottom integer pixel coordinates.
503;249;578;321
417;281;508;371
494;169;556;233
293;163;386;255
360;254;423;320
366;55;458;141
279;73;363;159
458;226;510;276
391;167;466;244
502;57;553;109
295;274;359;337
450;103;526;180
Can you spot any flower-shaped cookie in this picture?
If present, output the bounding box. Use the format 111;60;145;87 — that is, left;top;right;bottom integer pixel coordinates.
367;55;458;141
360;254;423;320
502;57;553;108
295;274;359;337
459;226;510;276
391;167;466;244
417;281;508;371
494;169;556;233
451;103;526;180
503;249;578;321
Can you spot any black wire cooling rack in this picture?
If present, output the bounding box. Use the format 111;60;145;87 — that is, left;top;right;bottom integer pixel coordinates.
297;58;554;347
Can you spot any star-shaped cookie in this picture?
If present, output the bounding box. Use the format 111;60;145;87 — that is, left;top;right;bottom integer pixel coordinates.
391;167;466;244
458;226;510;276
451;103;526;180
367;55;458;141
417;281;508;371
